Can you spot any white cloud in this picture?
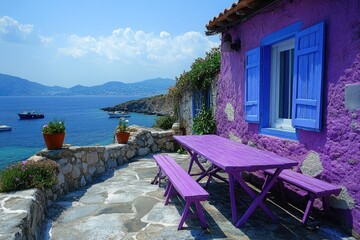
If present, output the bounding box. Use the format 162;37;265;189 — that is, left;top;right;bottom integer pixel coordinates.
58;27;219;65
0;16;34;42
39;35;53;45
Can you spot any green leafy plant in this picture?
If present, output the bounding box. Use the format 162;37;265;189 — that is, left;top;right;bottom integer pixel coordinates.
192;105;216;135
177;146;187;154
0;160;60;192
153;114;176;130
42;118;65;134
115;118;129;132
168;47;220;118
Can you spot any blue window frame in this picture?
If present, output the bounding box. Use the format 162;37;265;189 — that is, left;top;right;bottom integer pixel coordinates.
244;21;325;140
192;88;211;118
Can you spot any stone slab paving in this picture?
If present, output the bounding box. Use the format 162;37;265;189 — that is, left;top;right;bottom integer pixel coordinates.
42;153;355;240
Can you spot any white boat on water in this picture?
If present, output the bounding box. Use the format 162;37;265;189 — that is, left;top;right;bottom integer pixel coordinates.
108;111;130;118
0;124;12;131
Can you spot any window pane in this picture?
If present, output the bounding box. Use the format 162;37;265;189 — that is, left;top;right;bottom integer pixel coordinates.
278;49;294;119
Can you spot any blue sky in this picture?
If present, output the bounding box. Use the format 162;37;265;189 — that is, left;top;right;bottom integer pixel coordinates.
0;1;234;87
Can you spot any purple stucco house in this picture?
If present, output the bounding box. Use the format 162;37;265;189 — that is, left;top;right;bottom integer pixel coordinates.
206;0;360;237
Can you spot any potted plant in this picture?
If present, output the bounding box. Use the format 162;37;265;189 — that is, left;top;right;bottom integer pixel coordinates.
42;118;66;150
115;118;130;144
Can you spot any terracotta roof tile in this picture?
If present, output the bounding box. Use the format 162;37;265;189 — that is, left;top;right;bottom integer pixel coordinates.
206;0;278;35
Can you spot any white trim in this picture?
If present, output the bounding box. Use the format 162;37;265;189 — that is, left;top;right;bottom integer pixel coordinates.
270;38;295;131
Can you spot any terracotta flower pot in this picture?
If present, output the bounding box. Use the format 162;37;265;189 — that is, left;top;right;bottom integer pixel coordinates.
43;132;65;150
116;132;130;144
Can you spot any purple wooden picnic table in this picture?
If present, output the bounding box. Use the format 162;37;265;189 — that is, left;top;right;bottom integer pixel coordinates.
173;134;298;227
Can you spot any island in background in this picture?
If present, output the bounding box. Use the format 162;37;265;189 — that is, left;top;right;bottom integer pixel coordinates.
101;94;173;116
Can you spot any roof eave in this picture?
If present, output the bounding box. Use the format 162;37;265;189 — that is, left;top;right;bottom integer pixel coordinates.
205;0;279;36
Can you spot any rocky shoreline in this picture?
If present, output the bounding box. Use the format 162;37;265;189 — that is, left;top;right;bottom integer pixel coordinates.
101;94;174;116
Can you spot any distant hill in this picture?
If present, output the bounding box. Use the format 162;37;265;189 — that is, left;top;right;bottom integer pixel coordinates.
0;73;175;96
0;74;67;96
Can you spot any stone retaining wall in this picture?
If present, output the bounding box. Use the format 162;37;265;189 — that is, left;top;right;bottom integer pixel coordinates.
0;126;175;240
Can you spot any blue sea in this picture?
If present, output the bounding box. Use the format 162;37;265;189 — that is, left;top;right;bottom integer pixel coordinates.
0;96;158;169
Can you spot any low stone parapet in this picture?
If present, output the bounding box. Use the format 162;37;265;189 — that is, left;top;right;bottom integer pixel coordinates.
0;126;175;240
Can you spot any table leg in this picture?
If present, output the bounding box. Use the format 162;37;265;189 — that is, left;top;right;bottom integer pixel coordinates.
228;174;238;224
231;168;282;227
185;147;206;175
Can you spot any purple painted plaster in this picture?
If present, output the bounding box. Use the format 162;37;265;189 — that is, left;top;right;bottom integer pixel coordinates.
216;0;360;236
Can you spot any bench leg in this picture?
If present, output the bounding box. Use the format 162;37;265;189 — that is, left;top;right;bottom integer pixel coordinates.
302;195;316;224
178;201;191;230
277;180;287;203
178;201;208;230
195;201;208;229
151;167;161;185
165;183;174;205
263;173;287;203
322;196;330;214
164;181;171;197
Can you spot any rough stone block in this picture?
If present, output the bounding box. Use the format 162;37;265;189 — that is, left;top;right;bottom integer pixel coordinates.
72;165;81;179
117;155;124;165
136;139;145;147
57;173;65;185
151;132;159;137
81;163;88;174
147;136;154;145
138;147;150;156
103;150;110;161
229;132;242;143
61;163;73;175
80;176;87;187
74;152;83;159
126;150;136;159
96;166;106;175
89;166;96;176
345;83;360;110
151;144;158;152
300;151;323;177
106;159;117;169
225;102;235;121
57;158;68;166
330;186;356;209
87;152;99;165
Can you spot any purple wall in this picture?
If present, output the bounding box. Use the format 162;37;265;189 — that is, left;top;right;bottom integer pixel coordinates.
216;0;360;236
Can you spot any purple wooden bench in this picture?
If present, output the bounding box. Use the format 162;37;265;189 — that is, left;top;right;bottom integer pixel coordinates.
153;154;209;230
264;169;342;224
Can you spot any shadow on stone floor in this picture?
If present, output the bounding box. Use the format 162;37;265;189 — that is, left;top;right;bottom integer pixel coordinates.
43;153;354;240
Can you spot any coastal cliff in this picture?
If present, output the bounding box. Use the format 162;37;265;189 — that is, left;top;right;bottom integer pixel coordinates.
101;94;174;116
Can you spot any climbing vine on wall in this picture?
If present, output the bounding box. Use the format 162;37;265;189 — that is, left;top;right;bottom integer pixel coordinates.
168;47;221;117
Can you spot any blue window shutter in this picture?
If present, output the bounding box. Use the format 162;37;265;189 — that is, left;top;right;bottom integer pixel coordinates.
192;90;202;118
206;88;211;109
292;22;325;131
245;47;261;122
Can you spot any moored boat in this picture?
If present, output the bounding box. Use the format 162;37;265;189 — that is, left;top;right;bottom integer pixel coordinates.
18;111;45;120
108;111;130;118
0;124;12;131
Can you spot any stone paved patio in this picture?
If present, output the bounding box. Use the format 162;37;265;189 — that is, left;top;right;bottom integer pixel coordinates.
42;153;355;240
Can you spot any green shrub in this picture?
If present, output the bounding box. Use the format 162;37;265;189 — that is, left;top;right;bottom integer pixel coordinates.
168;47;220;118
192;105;216;135
153;115;176;130
0;160;60;192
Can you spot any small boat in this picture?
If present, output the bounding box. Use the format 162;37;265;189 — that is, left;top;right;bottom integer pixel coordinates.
0;124;12;131
108;111;130;118
18;111;45;120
